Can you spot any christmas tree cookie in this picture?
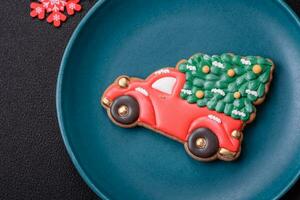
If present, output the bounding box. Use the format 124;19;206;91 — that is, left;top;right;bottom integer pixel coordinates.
101;53;274;161
177;53;274;123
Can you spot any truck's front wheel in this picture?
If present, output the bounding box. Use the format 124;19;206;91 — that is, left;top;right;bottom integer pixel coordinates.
185;128;219;160
110;95;139;126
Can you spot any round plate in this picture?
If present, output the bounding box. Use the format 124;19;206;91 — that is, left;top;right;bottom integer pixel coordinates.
57;1;300;199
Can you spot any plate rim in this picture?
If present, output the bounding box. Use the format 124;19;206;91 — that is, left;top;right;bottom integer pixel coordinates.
56;1;300;199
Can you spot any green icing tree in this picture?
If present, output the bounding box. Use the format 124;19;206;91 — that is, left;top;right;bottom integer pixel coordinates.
178;53;274;121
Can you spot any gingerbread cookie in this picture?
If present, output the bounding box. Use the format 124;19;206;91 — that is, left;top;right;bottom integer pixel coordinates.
101;53;274;161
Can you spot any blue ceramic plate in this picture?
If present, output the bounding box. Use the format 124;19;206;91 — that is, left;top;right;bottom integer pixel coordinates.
57;1;300;199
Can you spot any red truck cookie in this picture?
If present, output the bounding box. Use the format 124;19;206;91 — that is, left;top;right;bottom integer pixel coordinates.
101;53;274;161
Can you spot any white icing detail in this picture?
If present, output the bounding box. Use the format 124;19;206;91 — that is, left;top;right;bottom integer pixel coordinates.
135;87;149;96
241;58;251;65
181;89;192;95
154;68;170;75
186;65;196;71
68;3;76;10
53;14;60;21
232;110;246;117
245;89;258;97
151;77;176;95
203;55;210;60
212;61;224;69
211;88;225;96
35;7;43;14
208;114;222;124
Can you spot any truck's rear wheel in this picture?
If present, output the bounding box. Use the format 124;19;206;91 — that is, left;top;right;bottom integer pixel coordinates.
185;128;219;160
110;95;139;126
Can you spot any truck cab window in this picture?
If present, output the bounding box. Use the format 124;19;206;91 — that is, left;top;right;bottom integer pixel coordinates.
151;77;176;95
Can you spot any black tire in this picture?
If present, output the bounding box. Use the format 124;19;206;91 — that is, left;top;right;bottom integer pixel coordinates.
110;95;139;125
187;128;219;159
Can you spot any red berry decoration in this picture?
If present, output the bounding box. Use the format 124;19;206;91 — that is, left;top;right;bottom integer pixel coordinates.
30;0;82;28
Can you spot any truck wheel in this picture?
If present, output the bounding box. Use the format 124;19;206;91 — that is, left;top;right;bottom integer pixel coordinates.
186;128;219;160
110;95;140;126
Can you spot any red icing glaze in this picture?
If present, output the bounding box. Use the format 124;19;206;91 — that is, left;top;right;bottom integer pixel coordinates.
102;68;244;153
125;90;156;127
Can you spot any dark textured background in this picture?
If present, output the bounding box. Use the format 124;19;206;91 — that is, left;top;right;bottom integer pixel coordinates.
0;0;299;199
